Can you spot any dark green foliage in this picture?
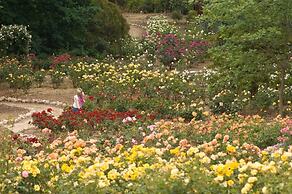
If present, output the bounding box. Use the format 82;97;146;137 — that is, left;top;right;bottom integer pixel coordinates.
0;0;129;55
125;0;191;13
86;0;129;55
171;10;183;20
126;0;164;13
109;0;127;7
186;10;198;21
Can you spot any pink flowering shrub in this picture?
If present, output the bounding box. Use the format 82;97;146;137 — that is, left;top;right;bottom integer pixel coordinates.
277;120;292;145
156;34;186;68
156;33;208;69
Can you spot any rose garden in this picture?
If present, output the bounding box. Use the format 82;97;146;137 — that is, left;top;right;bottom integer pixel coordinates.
0;0;291;193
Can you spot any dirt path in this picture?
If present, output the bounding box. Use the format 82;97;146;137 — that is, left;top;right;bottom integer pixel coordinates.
0;88;75;105
0;104;28;120
0;102;63;133
0;84;75;133
123;13;159;38
123;13;186;39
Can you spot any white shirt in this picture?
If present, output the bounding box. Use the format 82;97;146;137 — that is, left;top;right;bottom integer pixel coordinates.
73;95;81;109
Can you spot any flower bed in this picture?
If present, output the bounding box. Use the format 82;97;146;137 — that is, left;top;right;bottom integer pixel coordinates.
0;116;292;193
31;108;153;132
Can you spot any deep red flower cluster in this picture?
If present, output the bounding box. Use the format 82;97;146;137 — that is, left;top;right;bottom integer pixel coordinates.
51;53;71;68
32;108;148;131
12;133;39;144
31;110;61;130
88;96;95;101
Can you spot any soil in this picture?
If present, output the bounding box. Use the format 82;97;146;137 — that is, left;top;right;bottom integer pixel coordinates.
0;104;28;120
0;87;76;105
124;13;169;39
1;102;64;133
0;81;73;133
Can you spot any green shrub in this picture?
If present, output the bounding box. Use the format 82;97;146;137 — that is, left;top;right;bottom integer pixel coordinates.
125;0;192;13
86;0;129;55
169;0;190;14
33;70;46;87
3;64;33;93
186;10;198;21
126;0;165;13
171;10;183;20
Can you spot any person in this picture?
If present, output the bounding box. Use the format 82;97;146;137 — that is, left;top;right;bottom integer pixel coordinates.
72;88;85;112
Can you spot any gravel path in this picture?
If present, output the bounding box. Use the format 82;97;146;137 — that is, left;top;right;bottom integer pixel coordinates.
0;102;63;133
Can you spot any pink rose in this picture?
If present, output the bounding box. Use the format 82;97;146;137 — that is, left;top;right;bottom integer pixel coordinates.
223;135;229;143
215;134;222;139
42;128;52;134
22;171;29;178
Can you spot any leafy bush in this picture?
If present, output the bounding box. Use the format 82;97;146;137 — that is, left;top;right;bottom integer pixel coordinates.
124;0;192;13
2;63;33;92
169;0;190;14
126;0;165;13
50;70;66;89
186;10;198;21
33;70;46;87
171;10;183;20
0;25;32;56
86;0;129;55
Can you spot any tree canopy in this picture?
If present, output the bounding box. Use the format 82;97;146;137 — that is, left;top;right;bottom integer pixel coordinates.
204;0;292;115
0;0;129;55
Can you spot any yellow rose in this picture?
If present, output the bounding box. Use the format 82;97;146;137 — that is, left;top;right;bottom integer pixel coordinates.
34;185;40;191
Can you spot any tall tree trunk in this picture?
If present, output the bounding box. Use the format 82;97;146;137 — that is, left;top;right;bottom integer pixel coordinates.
278;63;285;117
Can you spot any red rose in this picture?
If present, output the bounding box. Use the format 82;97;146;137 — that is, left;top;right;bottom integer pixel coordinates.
88;96;95;101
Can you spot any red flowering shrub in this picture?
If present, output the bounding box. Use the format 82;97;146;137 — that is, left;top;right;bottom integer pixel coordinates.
31;110;61;131
32;108;150;131
88;96;95;101
12;133;39;146
51;53;71;68
185;40;208;64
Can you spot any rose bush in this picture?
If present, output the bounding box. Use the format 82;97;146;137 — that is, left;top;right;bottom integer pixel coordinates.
1;114;292;193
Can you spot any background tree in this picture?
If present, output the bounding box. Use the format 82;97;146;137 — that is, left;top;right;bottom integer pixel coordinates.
0;0;129;55
204;0;292;116
86;0;129;55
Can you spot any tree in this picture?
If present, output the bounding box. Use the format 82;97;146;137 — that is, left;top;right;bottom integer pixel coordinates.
86;0;129;54
204;0;292;116
0;0;129;55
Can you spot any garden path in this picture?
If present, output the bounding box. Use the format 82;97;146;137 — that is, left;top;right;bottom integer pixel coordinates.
123;13;158;38
0;101;63;133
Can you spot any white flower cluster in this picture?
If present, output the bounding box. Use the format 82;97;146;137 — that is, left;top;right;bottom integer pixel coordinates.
146;15;178;36
0;24;32;54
